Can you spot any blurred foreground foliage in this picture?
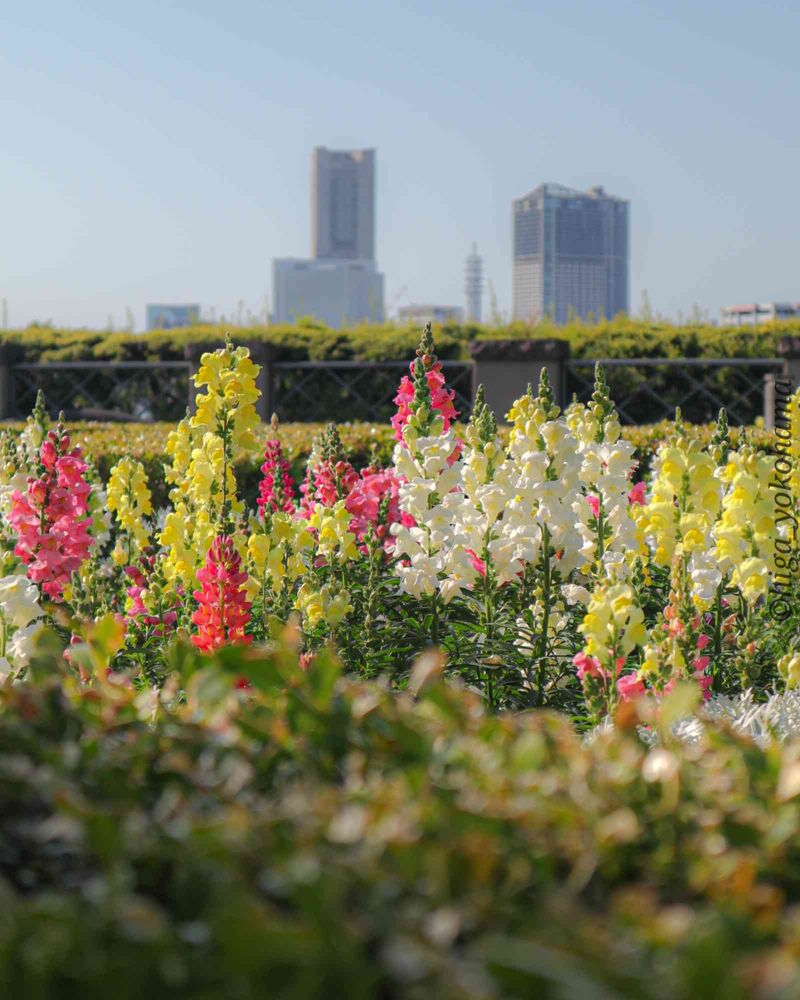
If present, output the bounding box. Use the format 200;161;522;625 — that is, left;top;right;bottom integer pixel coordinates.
2;630;800;997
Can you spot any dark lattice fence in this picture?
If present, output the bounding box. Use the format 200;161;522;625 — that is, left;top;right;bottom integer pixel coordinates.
270;361;475;423
11;362;193;421
5;356;781;426
566;359;782;426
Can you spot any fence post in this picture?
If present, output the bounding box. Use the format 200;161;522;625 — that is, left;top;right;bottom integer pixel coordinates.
778;337;800;395
245;340;276;423
183;344;203;415
0;346;11;420
763;373;775;429
468;338;570;419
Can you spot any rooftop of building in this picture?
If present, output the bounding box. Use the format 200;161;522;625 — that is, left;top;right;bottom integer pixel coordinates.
722;302;800;313
514;182;628;205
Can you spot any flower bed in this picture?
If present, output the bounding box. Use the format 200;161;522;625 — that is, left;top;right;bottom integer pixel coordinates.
0;329;795;718
0;328;797;993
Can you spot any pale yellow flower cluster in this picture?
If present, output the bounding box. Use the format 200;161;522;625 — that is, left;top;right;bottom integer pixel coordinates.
578;580;647;669
107;457;152;564
246;513;313;598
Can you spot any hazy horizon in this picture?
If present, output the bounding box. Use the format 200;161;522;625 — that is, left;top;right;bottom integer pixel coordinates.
2;0;798;331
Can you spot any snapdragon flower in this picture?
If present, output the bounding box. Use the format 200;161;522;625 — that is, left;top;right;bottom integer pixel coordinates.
107;456;152;564
713;443;774;604
9;426;94;601
391;330;470;604
566;366;640;579
191;535;252;652
257;415;297;516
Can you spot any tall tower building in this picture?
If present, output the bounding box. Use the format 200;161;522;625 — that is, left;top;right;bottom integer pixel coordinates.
272;146;383;329
465;243;483;323
512;183;628;324
311;147;375;261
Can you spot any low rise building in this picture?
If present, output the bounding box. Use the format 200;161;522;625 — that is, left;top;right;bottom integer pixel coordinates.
272;258;384;328
721;302;800;326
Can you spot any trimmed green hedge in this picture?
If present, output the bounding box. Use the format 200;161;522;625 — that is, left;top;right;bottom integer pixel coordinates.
1;635;800;997
1;316;796;363
19;418;772;510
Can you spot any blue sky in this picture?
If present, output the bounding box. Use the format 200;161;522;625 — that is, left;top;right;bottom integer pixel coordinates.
1;0;797;330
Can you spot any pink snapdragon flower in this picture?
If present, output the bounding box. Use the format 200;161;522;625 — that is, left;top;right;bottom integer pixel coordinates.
573;651;605;681
627;481;647;505
344;467;405;549
299;459;359;519
586;494;600;519
9;430;94;601
124;564;180;636
391;358;458;441
191;536;252;652
257;437;296;516
617;672;646;701
465;548;487;578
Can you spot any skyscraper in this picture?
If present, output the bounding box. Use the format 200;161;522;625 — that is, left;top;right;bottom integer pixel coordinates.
512;183;629;324
311;147;375;261
272;146;383;328
465;243;483;323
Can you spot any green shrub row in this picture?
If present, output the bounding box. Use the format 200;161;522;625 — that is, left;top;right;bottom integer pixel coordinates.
1;635;799;997
8;418;771;510
2;316;797;363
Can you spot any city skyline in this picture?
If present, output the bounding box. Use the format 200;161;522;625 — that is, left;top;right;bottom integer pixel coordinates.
1;1;798;330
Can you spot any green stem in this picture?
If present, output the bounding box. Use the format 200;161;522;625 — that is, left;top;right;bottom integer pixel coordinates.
430;591;439;647
536;526;552;707
713;581;723;668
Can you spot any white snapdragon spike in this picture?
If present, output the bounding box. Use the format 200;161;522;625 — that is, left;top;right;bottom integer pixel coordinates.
689;545;722;604
504;380;584;576
0;573;46;681
391;336;475;605
593;690;800;750
566;391;640;580
88;483;113;546
392;428;472;601
0;574;45;629
6;620;44;668
445;385;525;587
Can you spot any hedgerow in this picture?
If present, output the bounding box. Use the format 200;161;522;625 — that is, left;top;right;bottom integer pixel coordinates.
1;315;798;362
0;417;779;511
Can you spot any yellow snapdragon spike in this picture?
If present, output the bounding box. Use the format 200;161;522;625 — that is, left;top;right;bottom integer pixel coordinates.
107;457;153;560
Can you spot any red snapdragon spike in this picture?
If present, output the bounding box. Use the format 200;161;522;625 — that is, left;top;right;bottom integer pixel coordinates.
9;431;94;601
191;535;252;652
257;438;297;516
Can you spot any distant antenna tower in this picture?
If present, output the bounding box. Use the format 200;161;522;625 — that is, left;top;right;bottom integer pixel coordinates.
465;243;483;322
